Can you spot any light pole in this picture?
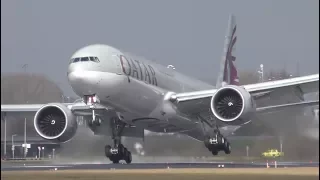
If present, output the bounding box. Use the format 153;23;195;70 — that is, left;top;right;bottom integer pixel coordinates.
22;64;29;104
246;145;249;157
278;136;284;160
11;134;17;159
52;149;55;159
38;146;41;159
42;147;45;159
24;118;27;158
22;64;28;73
314;108;319;120
257;64;264;82
279;137;283;153
3;113;7;157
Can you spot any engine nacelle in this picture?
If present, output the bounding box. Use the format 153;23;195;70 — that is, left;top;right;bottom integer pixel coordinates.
34;103;78;143
210;85;256;125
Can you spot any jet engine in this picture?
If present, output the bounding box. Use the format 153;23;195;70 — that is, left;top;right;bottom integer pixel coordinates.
34;103;78;143
210;85;256;125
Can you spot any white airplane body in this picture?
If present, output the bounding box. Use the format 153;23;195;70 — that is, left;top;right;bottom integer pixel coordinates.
1;15;319;164
68;47;212;135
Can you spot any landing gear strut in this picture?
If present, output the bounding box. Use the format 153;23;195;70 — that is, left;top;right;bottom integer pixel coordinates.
84;95;132;164
85;95;102;127
88;111;102;127
204;127;231;156
104;117;132;164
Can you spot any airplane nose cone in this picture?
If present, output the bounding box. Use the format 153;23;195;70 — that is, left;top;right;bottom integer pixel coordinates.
68;70;99;95
68;70;86;84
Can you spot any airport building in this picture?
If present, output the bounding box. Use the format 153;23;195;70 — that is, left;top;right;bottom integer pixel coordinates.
1;108;318;160
1;116;85;159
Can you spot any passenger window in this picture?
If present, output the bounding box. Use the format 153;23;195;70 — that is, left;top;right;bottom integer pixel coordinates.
73;58;80;63
81;57;89;62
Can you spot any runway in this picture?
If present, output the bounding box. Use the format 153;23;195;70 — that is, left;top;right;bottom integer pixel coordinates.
1;161;319;171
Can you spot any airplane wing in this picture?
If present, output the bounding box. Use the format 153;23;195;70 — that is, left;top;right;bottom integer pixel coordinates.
1;102;111;116
170;74;319;116
1;104;45;112
1;103;73;112
244;74;319;98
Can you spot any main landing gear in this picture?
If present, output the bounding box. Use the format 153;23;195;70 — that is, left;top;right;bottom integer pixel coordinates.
84;95;132;164
104;117;132;164
204;128;231;156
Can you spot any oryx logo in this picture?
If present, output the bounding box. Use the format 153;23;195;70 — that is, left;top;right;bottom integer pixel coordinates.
223;25;239;86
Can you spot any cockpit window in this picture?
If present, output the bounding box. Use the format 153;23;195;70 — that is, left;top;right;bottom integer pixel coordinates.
89;56;100;63
80;57;89;62
73;58;80;62
94;57;100;62
70;56;99;63
89;57;95;61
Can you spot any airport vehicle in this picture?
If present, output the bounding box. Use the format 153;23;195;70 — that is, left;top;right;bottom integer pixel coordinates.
1;14;319;164
262;149;284;158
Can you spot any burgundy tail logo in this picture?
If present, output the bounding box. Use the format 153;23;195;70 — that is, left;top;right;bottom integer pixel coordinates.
223;25;239;85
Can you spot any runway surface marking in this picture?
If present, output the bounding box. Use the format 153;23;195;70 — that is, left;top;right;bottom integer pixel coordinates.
1;161;318;171
14;166;71;168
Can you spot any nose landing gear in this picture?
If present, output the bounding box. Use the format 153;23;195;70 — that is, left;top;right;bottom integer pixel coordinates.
104;117;132;164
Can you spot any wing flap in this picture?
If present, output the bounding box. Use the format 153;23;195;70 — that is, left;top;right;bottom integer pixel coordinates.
170;90;216;115
175;97;211;115
173;89;217;103
244;74;319;95
256;100;319;114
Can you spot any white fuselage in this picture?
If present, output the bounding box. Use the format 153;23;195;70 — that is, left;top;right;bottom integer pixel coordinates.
67;44;220;137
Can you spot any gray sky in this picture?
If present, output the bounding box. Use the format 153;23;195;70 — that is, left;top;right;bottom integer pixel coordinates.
1;0;319;96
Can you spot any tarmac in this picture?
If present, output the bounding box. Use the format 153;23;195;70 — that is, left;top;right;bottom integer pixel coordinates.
1;161;319;171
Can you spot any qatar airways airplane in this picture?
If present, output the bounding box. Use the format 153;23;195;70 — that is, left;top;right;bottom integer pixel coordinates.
1;15;319;164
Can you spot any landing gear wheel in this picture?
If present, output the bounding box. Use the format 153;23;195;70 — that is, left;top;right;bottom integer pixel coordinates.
212;150;218;156
124;151;132;164
107;116;133;164
105;145;112;157
118;144;125;156
224;142;231;154
93;118;101;126
217;135;224;144
112;158;120;164
109;154;121;164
